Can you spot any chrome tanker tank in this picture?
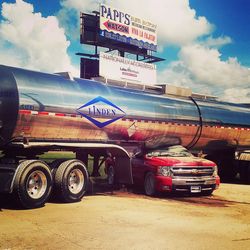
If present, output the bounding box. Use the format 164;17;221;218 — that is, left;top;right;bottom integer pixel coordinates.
0;64;250;152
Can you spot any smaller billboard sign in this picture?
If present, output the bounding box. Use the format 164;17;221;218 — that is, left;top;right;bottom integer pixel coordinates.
100;4;157;51
99;52;157;84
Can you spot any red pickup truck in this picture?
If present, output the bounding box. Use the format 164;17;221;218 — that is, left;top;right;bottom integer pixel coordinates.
106;145;220;196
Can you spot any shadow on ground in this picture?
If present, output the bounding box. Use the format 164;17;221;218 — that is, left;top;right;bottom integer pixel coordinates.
88;178;232;208
0;177;235;210
0;194;24;211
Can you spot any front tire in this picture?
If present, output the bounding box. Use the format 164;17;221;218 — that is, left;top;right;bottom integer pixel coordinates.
54;160;89;203
13;160;53;209
201;190;214;196
144;172;156;196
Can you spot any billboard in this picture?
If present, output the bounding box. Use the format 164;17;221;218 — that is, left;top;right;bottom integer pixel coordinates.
99;52;157;84
99;4;157;51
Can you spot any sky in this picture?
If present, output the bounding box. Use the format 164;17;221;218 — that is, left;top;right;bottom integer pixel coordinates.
0;0;250;103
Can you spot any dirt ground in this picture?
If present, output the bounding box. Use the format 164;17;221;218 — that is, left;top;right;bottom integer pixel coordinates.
0;183;250;250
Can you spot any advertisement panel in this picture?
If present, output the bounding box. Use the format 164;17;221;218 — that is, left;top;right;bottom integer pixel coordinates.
99;4;157;51
99;52;157;84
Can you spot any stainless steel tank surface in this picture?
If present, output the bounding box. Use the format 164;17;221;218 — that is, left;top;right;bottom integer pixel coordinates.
0;65;250;150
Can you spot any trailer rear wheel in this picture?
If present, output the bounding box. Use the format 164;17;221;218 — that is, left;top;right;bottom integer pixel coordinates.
13;160;52;209
144;172;156;196
49;159;68;178
54;160;89;202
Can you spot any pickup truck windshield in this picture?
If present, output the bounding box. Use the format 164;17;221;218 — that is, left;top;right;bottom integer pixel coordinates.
146;145;192;157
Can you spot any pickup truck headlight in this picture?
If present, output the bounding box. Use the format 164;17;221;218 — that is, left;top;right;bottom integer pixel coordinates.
158;166;172;177
213;165;218;177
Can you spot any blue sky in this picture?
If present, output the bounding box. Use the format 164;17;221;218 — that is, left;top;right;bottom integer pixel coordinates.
190;0;250;66
0;0;250;102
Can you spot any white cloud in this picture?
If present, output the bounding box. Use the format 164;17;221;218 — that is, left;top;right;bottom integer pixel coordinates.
60;0;99;12
159;44;250;102
0;40;24;67
223;87;250;103
179;44;250;87
202;36;232;48
0;0;78;75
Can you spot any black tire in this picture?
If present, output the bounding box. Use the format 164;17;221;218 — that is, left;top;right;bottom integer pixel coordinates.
49;159;68;179
13;160;53;209
201;190;214;196
144;172;156;196
54;160;89;203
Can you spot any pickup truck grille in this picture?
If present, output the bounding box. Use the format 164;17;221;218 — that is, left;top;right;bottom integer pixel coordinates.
171;167;214;177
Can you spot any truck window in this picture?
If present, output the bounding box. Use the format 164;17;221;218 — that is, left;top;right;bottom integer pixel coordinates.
146;145;192;157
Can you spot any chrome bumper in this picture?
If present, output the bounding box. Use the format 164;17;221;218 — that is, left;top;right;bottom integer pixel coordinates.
172;177;217;192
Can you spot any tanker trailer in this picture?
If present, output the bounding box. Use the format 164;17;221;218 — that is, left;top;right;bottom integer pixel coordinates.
0;65;250;208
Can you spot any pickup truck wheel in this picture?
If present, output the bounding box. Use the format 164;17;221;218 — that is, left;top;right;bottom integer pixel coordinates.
54;160;89;203
144;172;156;196
202;190;214;196
13;160;53;209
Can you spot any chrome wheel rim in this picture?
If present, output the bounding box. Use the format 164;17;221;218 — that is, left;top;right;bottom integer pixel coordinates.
68;169;84;194
26;170;47;199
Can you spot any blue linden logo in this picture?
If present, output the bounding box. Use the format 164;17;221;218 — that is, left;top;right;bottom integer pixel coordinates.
76;96;126;128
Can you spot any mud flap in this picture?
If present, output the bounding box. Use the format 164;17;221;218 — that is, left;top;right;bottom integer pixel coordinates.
114;156;133;184
0;165;16;193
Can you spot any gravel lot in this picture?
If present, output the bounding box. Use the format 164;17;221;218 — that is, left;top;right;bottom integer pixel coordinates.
0;183;250;250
